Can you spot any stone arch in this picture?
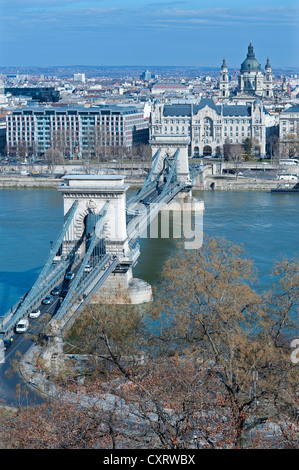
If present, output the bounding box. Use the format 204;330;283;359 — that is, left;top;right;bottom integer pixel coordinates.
203;145;212;157
74;201;97;240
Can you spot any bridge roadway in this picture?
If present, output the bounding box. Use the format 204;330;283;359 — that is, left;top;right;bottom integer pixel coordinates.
0;252;119;405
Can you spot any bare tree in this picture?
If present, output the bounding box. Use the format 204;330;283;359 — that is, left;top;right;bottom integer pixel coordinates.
223;139;244;178
43;146;63;177
1;238;298;449
279;131;299;159
151;237;299;448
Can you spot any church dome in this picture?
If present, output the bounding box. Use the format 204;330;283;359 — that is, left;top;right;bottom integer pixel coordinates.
240;42;261;72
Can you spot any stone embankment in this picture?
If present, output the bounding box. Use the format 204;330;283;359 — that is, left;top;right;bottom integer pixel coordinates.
198;176;287;191
0;176;61;188
0;176;144;188
0;175;293;191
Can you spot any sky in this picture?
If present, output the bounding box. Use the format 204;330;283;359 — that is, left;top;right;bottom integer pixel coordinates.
0;0;298;68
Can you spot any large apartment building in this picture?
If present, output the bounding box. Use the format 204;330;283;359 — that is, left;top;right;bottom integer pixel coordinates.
6;105;149;157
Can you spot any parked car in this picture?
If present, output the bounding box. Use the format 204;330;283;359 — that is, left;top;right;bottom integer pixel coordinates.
65;272;74;280
51;286;61;295
278;174;298;181
42;295;53;305
29;309;41;318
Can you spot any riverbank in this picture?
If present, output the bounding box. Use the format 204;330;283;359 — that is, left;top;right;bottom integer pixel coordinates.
0;175;296;191
0;176;145;188
200;176;290;191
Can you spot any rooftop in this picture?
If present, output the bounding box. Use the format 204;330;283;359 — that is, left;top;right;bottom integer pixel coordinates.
162;99;263;117
282;106;299;113
9;104;142;115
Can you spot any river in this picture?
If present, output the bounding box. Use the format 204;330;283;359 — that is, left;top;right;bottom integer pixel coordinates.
0;188;298;315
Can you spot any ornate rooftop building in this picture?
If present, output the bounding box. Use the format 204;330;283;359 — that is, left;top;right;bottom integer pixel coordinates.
219;42;273;100
150;98;267;157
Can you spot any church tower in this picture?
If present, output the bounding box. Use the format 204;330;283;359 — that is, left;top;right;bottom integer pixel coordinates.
219;58;230;98
264;57;273;98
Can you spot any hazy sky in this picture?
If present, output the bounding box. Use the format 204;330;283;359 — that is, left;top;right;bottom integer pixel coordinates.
0;0;298;68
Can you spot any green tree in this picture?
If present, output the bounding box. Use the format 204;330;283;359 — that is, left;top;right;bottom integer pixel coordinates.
242;137;260;160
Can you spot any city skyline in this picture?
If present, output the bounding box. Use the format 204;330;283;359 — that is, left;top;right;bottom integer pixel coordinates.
0;0;298;68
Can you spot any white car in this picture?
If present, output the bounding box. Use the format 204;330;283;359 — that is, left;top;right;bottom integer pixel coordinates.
15;319;29;333
278;174;298;181
29;309;41;319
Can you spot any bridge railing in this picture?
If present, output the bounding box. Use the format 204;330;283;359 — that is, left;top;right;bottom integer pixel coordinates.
54;252;111;321
0;254;80;336
54;203;110;321
58;256;119;333
0;200;80;336
126;181;186;244
19;200;79;309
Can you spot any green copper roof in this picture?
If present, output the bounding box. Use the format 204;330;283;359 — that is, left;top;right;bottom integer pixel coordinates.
240;42;261;73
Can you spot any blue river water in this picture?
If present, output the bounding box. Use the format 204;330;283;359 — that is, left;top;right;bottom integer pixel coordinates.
0;188;298;316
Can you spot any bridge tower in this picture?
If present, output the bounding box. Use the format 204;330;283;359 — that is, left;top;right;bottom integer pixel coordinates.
59;175;152;304
148;134;204;249
149;134;190;184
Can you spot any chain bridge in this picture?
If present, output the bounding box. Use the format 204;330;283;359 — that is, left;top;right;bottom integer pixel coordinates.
0;135;204;346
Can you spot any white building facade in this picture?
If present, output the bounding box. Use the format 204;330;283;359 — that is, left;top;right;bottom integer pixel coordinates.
278;105;299;157
150;98;267;157
279;106;299;139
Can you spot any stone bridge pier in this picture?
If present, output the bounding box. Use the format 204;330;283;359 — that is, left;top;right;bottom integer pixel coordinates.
59;175;152;304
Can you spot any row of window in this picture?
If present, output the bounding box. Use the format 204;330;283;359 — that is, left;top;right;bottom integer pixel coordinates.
8;114;145;123
160;118;252;125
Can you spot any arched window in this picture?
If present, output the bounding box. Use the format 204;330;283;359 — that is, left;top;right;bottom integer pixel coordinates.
204;117;213;137
203;145;212;156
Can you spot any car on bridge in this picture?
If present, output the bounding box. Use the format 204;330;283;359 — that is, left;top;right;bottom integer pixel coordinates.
29;309;41;318
51;286;61;295
15;318;29;333
65;272;74;280
140;199;151;205
59;289;69;298
42;295;53;305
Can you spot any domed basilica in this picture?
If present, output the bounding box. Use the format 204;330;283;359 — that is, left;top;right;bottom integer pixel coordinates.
219;42;273;99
